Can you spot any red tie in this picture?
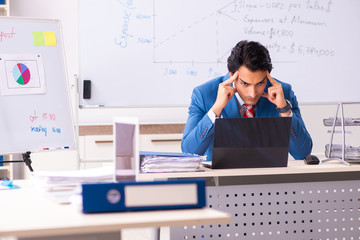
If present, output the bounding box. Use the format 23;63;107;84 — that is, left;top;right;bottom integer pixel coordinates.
243;104;254;118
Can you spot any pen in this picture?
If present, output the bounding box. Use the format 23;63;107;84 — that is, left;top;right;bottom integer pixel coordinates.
79;105;105;109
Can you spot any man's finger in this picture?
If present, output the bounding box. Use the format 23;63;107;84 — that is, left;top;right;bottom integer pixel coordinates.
223;71;238;86
267;71;278;85
227;88;237;100
229;86;237;95
261;92;269;99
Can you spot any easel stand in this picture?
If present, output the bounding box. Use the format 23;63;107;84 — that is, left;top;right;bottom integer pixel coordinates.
0;151;34;172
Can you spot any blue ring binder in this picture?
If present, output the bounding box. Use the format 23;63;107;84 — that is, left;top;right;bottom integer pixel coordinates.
82;179;206;213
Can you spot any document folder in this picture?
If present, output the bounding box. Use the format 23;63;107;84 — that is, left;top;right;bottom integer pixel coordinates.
140;151;206;173
82;179;206;213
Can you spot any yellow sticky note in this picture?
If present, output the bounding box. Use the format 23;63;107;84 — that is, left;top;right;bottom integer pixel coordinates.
32;31;45;46
44;32;57;46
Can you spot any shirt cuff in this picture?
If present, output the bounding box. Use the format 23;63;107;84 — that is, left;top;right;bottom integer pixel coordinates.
207;109;217;124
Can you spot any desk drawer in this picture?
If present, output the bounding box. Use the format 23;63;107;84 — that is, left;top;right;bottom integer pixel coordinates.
82;135;114;160
81;133;183;160
140;134;183;152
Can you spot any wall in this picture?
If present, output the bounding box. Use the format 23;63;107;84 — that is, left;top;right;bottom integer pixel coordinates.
9;0;360;173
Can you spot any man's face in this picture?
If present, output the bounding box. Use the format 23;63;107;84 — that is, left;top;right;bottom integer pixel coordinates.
232;66;268;106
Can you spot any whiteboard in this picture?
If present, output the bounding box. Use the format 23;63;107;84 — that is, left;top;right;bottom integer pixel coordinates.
0;17;75;154
79;0;360;107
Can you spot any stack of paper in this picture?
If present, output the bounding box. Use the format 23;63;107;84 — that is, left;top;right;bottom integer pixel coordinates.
325;144;360;160
31;166;114;192
323;117;360;126
140;151;206;173
30;166;114;204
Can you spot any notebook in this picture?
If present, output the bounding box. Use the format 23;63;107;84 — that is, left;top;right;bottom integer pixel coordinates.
211;117;292;169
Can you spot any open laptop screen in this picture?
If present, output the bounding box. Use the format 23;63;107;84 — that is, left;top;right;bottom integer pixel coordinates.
212;117;291;169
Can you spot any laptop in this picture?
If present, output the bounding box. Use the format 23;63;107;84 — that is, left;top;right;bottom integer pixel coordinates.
211;117;292;169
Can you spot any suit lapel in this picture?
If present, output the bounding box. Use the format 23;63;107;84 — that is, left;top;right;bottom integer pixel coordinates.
256;80;272;117
256;97;279;117
255;98;266;117
222;97;241;118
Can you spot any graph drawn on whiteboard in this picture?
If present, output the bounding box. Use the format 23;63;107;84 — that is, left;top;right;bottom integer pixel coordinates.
79;0;360;106
153;0;334;64
0;54;46;95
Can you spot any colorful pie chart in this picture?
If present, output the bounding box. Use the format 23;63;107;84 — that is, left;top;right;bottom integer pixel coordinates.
13;63;31;85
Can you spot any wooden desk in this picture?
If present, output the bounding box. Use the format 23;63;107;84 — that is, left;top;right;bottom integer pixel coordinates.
140;160;360;182
139;160;360;239
0;181;230;239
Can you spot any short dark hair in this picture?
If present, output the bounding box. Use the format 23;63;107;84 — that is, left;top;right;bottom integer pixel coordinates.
227;40;272;74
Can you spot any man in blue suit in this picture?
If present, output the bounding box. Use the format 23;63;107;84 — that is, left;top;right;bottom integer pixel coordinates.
181;40;312;161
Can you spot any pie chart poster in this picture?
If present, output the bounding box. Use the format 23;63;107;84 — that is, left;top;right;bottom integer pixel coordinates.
0;54;46;95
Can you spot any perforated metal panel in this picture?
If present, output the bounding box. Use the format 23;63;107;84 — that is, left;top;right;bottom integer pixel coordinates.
171;180;360;240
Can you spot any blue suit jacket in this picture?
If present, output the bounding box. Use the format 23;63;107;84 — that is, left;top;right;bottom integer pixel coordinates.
181;73;313;161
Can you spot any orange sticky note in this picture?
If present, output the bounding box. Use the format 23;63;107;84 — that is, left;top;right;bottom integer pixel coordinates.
44;32;57;46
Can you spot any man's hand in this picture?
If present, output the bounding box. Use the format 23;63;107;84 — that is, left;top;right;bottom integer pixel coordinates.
262;71;290;116
211;72;238;117
261;71;287;108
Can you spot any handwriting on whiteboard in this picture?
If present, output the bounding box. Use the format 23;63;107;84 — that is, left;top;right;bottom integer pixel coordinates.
114;0;136;48
111;0;336;78
0;27;16;43
29;110;56;122
29;110;62;137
